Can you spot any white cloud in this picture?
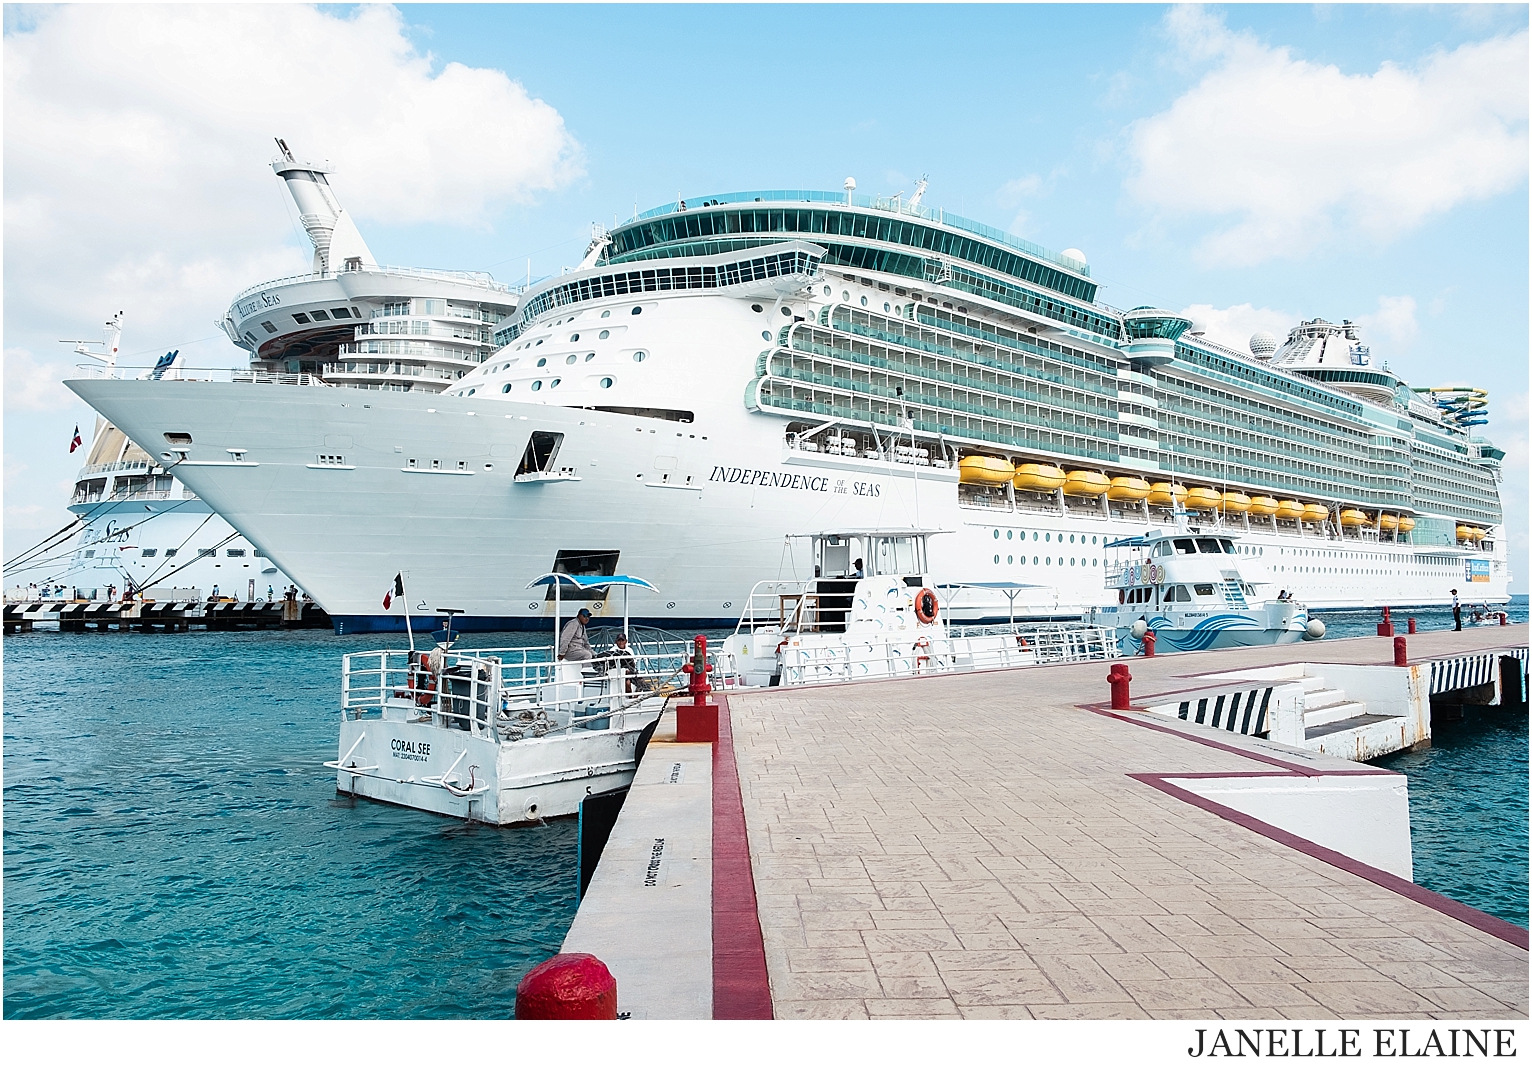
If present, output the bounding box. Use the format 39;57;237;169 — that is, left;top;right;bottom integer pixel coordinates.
4;347;80;413
1177;302;1295;354
1356;295;1420;346
3;4;582;353
1126;9;1528;265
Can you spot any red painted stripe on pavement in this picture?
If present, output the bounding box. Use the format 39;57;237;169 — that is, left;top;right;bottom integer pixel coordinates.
711;694;773;1019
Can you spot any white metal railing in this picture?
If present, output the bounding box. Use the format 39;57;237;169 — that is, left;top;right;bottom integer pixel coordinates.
75;460;153;478
230;264;518;305
340;637;708;740
70;364;327;387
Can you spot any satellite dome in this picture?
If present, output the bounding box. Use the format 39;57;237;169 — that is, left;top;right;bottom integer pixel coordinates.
1249;331;1278;358
1061;248;1086;265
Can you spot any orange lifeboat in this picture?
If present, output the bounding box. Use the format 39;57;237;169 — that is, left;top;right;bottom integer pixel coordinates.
958;455;1015;486
1012;464;1066;492
1397;516;1416;533
1062;470;1110;497
1339;509;1369;528
1184;486;1222;512
1147;482;1187;507
1378;514;1399;531
1456;525;1474;542
1302;504;1330;524
1275;499;1304;521
1248;496;1280;516
1106;476;1152;501
1220;492;1252;514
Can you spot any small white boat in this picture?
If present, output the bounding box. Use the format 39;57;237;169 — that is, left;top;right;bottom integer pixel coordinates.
1088;524;1325;654
327;574;683;825
719;529;1117;688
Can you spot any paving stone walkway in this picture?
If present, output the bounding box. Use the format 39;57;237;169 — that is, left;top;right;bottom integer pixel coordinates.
728;628;1529;1019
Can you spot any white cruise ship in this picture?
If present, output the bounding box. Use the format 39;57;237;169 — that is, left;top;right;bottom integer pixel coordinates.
67;183;1510;632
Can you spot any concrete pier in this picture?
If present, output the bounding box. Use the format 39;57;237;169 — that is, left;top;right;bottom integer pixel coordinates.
568;627;1528;1020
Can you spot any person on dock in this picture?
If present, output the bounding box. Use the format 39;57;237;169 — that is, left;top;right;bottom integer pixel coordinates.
558;608;594;662
1451;588;1461;631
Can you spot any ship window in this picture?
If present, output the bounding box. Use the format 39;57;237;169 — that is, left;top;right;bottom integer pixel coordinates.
531;380;542;391
1195;538;1222;553
537;358;547;367
198;548;216;558
1173;539;1195;555
600;330;610;340
165;549;178;558
600;377;613;388
761;331;771;341
571;334;579;341
752;304;763;313
140;548;158;558
226;549;246;557
331;308;353;319
1007;556;1013;564
1193;583;1215;596
585;353;595;361
1221;540;1234;552
885;303;891;312
993;530;999;539
84;550;94;558
601;310;611;318
550;379;561;388
633;351;648;362
781;307;792;317
566;355;577;364
164;432;193;445
292;312;311;324
1006;530;1013;540
502;384;512;393
244;332;258;346
632;306;642;315
310;310;329;321
261;321;278;333
860;296;868;307
994;555;1000;564
466;388;476;396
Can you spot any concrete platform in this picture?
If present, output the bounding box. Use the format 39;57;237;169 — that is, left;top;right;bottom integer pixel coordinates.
560;628;1527;1019
728;627;1528;1020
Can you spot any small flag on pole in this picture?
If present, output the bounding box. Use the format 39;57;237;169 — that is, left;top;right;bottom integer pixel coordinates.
69;425;82;453
384;573;403;609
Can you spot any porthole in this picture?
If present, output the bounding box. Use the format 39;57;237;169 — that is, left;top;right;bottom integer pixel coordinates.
993;530;1000;539
600;377;613;388
501;383;512;393
601;310;611;318
550;378;561;388
1045;533;1051;542
466;388;476;396
860;296;868;307
1033;532;1038;541
1007;555;1013;564
536;339;543;345
1007;530;1013;540
571;333;579;341
537;357;547;367
761;331;771;340
1033;556;1039;564
631;306;642;315
751;304;763;313
633;351;647;362
1045;557;1051;566
1070;558;1076;566
1070;534;1075;544
781;306;792;317
884;302;891;312
530;380;542;391
994;555;1000;564
1092;536;1098;544
599;330;610;339
585;353;595;361
1093;559;1098;567
824;285;832;296
842;290;850;301
566;355;577;364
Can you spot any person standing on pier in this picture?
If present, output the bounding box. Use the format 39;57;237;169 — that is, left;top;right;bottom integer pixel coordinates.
1451;588;1461;631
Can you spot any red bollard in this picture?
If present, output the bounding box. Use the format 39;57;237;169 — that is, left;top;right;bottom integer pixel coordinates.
1108;663;1133;710
677;634;719;743
515;953;618;1019
1393;636;1408;667
1501;613;1509;626
1407;617;1417;635
1141;630;1156;658
1376;605;1394;637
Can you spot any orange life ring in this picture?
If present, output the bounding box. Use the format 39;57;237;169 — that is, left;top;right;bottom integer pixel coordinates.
914;587;939;624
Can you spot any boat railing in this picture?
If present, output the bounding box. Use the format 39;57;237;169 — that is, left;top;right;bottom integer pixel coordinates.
70;364;328;387
733;580;816;634
947;621;1120;663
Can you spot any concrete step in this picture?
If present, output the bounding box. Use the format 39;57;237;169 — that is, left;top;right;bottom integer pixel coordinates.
1297;675;1332;693
1304;700;1370;728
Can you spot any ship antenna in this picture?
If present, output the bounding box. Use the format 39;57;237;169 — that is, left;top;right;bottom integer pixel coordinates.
907;175;929;210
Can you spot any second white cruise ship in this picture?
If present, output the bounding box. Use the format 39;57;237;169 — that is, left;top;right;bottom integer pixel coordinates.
68;182;1511;631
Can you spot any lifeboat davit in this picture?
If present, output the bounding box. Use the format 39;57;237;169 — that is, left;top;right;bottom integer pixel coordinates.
1221;492;1252;514
1302;504;1330;524
1248;496;1280;516
1456;525;1474;542
1378;514;1399;531
1275;500;1305;521
1184;486;1222;512
1012;463;1066;491
1397;516;1416;533
1062;470;1110;497
958;455;1015;486
1106;476;1152;501
1339;509;1369;528
1147;482;1187;507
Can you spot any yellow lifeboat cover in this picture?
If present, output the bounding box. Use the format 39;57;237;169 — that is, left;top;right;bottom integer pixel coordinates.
1469;527;1486;541
1397;515;1416;532
1062;470;1109;496
1248;496;1280;516
958;455;1015;486
1184;486;1221;511
1378;514;1399;530
1147;482;1187;506
1221;492;1252;513
1275;500;1305;520
1013;464;1066;491
1339;509;1369;528
1106;477;1152;501
1456;525;1473;541
1302;504;1329;523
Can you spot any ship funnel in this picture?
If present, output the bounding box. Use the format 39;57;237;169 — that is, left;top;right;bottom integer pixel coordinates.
271;137;376;274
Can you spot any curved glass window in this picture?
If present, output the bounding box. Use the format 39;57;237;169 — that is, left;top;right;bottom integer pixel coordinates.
600;377;613;388
536;357;547;367
599;330;610;339
530;380;542;391
501;383;512;393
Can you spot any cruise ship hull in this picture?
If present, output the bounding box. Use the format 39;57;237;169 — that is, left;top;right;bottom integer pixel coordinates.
67;377;1510;631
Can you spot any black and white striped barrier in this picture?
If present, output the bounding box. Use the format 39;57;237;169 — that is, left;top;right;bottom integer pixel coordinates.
1429;647;1528;696
1144;683;1307;744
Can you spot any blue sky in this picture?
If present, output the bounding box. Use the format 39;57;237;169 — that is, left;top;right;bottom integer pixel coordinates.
5;3;1528;590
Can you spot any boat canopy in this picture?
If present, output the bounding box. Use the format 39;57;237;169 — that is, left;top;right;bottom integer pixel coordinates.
525;573;659;592
1103;536;1155;549
934;581;1047;590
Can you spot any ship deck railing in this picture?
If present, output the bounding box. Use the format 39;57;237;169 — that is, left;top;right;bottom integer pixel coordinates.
340;640;705;741
229;263;520;304
71;364;328;387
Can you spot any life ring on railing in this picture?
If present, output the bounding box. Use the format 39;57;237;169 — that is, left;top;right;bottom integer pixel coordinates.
409;659;437;708
913;587;939;624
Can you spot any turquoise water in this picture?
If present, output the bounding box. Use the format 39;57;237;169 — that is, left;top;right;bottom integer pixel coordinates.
5;606;1527;1017
3;629;577;1020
